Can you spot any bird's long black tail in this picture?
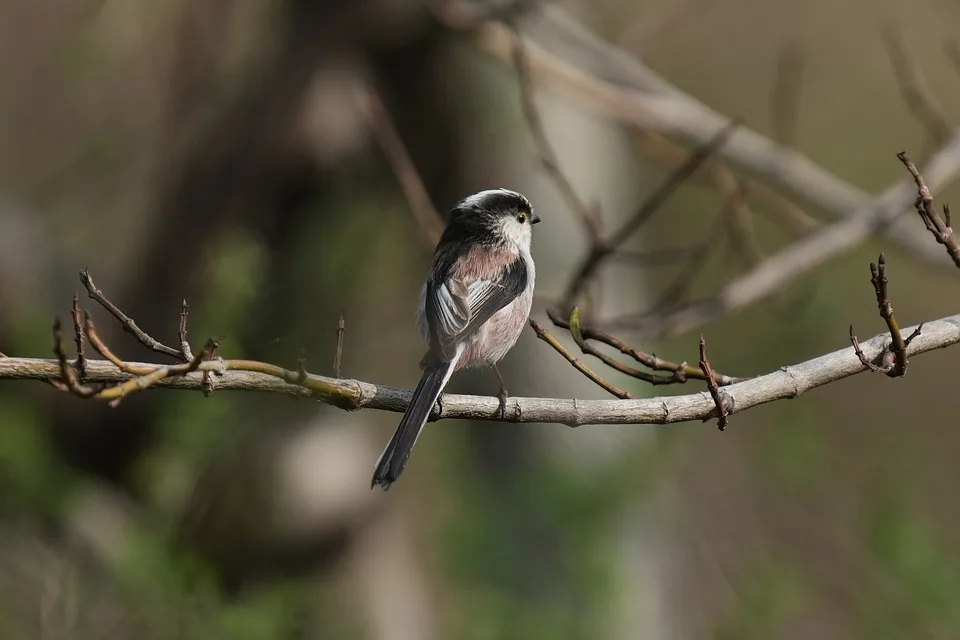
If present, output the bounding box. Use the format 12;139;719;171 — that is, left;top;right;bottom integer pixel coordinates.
372;360;455;489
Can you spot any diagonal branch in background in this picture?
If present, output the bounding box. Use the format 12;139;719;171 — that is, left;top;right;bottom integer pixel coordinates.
898;151;960;269
366;90;445;247
849;254;921;378
2;312;957;426
561;119;738;309
651;193;740;311
511;23;602;242
723;179;765;269
436;2;960;270
632;128;820;238
882;27;953;149
604;146;960;339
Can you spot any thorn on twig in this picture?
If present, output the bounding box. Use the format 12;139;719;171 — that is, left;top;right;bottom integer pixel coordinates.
334;312;345;379
52;318;98;398
529;319;636;399
698;334;728;430
71;292;87;378
850;254;918;377
201;337;225;397
79;270;187;362
179;299;194;361
898;151;960;270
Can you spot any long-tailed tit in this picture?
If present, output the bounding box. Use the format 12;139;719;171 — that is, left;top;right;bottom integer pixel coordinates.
372;189;540;489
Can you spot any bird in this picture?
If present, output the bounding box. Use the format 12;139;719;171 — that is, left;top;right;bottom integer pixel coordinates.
371;188;540;489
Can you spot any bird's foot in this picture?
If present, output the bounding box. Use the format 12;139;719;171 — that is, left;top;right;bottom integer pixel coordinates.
496;385;509;420
490;364;509;420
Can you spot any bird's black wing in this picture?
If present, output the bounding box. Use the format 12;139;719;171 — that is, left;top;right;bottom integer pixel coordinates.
424;255;528;362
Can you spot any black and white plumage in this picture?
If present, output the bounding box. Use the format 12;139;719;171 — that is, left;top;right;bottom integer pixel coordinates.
372;188;540;489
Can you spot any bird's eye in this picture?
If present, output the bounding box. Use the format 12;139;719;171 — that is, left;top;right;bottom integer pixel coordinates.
517;211;528;223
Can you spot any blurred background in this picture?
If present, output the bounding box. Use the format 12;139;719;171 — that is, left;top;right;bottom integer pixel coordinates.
3;0;960;638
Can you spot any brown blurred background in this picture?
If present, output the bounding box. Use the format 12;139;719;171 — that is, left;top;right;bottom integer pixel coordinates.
2;0;960;638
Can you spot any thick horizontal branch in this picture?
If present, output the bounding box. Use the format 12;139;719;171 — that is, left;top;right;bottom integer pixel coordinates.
3;313;959;427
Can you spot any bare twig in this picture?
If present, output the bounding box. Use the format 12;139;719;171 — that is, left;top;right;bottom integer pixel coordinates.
200;338;223;397
850;254;920;378
444;4;960;269
883;27;953;146
546;308;746;385
334;312;345;378
71;293;87;378
566;306;685;385
849;325;887;374
528;319;636;399
898;151;960;269
512;24;602;241
53;318;98;398
61;318;220;408
179;299;194;361
85;314;155;375
562;119;738;308
605;147;960;338
79;269;186;362
366;91;444;247
653;197;736;311
3;312;953;426
723;179;764;269
632;128;820;238
698;334;728;430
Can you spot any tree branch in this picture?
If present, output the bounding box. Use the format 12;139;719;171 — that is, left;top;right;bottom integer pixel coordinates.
5;313;959;427
437;2;960;270
604;146;960;337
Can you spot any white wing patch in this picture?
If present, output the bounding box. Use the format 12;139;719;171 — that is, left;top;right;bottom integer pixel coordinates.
431;277;505;340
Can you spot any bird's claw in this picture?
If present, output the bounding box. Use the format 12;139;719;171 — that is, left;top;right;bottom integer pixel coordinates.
496;386;509;420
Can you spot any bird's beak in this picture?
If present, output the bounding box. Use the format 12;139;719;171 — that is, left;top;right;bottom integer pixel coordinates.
530;213;541;224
